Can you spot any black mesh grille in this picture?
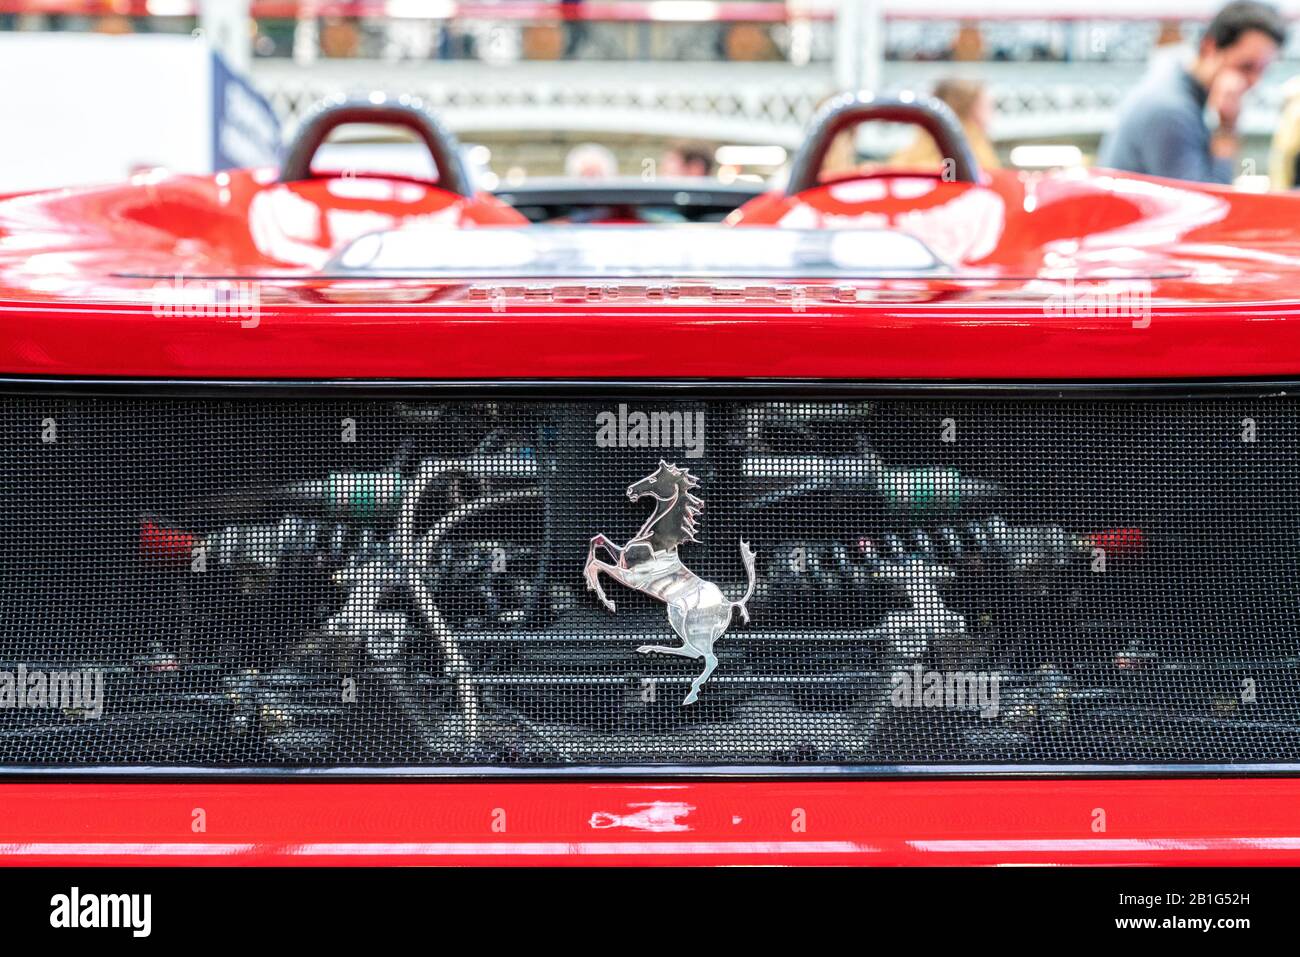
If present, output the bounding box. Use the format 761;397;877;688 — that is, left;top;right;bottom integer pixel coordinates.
1;388;1297;771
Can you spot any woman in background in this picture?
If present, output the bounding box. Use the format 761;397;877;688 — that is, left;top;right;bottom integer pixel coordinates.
1268;76;1300;190
889;78;1001;172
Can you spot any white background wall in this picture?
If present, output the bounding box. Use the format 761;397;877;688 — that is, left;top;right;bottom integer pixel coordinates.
0;33;211;193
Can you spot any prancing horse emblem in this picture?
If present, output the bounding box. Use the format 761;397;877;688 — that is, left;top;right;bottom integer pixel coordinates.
584;460;756;705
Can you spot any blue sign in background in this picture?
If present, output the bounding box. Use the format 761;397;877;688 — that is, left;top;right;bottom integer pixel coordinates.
211;52;280;172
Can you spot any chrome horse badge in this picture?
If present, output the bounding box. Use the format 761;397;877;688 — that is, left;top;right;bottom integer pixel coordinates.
584;461;756;705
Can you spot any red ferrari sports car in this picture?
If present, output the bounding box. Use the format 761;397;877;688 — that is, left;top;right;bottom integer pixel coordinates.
1;92;1299;866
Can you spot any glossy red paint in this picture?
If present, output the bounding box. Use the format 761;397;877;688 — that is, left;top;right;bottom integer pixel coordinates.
7;297;1300;380
0;780;1298;866
3;165;1300;867
2;167;1300;380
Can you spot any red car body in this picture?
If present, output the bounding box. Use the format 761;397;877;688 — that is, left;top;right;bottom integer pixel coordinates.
2;156;1299;866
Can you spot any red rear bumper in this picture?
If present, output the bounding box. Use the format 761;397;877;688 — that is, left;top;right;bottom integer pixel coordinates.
2;779;1298;866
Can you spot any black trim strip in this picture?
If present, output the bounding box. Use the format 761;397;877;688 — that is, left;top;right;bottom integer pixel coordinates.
0;763;1296;783
0;376;1296;400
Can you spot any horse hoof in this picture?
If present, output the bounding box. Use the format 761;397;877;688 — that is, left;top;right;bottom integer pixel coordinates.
683;691;699;705
602;599;616;613
636;645;652;654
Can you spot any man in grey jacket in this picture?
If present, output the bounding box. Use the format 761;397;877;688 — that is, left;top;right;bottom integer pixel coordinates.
1099;1;1286;185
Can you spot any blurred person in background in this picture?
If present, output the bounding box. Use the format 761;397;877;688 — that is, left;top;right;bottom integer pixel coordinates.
93;14;133;35
1268;77;1300;189
660;142;715;178
564;143;619;179
889;78;1001;172
952;21;985;62
320;16;362;58
1098;1;1285;184
563;0;588;60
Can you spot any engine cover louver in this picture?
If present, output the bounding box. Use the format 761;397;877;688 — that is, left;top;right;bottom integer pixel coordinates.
0;384;1296;774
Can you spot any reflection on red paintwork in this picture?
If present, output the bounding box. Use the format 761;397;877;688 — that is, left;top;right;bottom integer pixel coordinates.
0;164;1293;306
1;780;1299;866
0;165;1296;379
589;802;695;832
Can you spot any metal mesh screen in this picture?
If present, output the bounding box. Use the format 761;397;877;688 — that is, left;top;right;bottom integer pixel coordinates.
0;389;1296;771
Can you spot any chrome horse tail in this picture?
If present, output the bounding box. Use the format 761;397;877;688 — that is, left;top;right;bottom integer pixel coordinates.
730;540;757;624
